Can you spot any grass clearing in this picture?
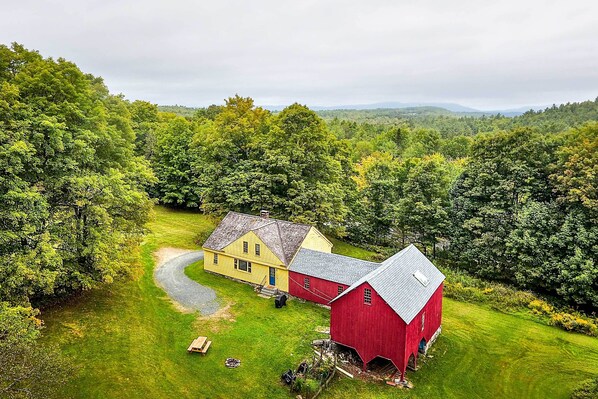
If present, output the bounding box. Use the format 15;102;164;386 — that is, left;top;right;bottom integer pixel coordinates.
328;236;377;261
41;206;598;398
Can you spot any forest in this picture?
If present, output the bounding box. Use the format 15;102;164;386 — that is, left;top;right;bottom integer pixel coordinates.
0;44;597;396
150;98;598;310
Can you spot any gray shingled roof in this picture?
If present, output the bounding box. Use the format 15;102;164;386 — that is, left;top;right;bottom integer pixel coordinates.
331;244;445;324
289;248;380;286
202;212;312;265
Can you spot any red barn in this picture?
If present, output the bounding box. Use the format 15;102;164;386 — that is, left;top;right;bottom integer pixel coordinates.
288;249;379;305
330;245;444;380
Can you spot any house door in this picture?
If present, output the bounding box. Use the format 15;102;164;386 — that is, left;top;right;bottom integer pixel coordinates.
269;267;276;286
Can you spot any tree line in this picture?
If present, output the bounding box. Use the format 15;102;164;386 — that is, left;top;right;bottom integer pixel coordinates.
0;44;153;397
146;97;597;310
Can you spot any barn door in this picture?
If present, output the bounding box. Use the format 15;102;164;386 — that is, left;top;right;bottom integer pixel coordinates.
269;267;276;286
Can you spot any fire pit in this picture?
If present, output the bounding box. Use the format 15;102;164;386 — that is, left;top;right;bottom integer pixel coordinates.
225;358;241;368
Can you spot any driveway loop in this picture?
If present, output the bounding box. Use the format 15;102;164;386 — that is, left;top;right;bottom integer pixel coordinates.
154;251;219;315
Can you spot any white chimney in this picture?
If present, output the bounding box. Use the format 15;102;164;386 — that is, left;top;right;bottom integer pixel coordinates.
260;210;270;219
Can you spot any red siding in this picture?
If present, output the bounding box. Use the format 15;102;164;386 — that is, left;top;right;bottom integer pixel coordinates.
403;284;443;369
288;271;348;305
330;282;407;373
330;282;443;378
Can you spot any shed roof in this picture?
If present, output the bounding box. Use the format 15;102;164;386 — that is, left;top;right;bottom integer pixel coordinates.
202;212;313;266
289;248;380;286
331;244;445;324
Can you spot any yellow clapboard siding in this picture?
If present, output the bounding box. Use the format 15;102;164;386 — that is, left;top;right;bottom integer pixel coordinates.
203;249;289;291
300;227;333;253
202;220;331;293
223;231;284;266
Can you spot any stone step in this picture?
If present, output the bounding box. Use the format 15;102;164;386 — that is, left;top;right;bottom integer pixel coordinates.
260;285;279;297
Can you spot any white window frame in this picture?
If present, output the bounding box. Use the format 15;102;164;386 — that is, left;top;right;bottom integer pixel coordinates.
255;243;260;256
364;288;372;304
213;253;218;265
243;241;248;253
236;259;251;273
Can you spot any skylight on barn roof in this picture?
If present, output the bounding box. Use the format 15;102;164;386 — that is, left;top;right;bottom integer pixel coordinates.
413;270;429;287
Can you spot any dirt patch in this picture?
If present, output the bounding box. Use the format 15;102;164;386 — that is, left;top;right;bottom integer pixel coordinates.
198;303;235;322
154;247;196;268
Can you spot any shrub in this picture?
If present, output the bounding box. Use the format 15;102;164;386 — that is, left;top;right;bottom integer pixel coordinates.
292;377;320;397
528;299;554;316
550;313;598;337
194;228;215;246
304;378;320;395
571;377;598;399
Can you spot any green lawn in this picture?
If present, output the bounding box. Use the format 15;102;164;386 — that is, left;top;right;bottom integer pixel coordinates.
41;206;598;399
328;236;377;261
147;205;217;249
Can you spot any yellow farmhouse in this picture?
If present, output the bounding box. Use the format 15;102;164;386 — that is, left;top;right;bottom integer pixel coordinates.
203;210;332;292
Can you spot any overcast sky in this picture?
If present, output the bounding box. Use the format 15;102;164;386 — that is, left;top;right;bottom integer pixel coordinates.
2;0;597;110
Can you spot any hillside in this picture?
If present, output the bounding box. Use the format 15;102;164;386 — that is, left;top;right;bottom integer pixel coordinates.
39;206;598;399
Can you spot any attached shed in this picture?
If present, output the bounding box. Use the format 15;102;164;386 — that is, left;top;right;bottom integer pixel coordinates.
330;244;445;380
288;249;379;305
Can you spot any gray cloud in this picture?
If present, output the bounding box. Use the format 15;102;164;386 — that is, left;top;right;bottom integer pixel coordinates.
2;0;597;109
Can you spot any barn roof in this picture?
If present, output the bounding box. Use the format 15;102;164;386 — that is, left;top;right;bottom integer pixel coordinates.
202;211;312;265
331;244;445;324
289;248;380;286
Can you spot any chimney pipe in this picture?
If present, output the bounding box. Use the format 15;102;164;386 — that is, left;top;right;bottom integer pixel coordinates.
260;210;270;219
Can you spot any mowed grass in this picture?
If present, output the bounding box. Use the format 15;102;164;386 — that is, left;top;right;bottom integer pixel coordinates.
147;205;217;249
328;236;377;261
41;206;598;399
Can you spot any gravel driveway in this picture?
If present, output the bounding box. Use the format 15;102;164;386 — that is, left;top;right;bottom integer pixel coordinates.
154;251;219;315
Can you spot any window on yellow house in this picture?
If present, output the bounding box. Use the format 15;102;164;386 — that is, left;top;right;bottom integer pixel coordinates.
243;241;248;253
213;253;218;265
234;258;251;272
255;243;260;256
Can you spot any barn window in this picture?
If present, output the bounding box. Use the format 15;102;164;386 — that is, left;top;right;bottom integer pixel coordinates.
304;277;310;289
213;253;218;265
421;312;426;331
337;285;344;295
243;241;248;253
237;259;251;272
255;243;261;256
364;288;372;304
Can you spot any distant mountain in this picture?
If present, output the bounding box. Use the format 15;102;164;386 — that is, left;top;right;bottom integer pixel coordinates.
159;102;552;119
262;102;550;116
262;102;480;113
